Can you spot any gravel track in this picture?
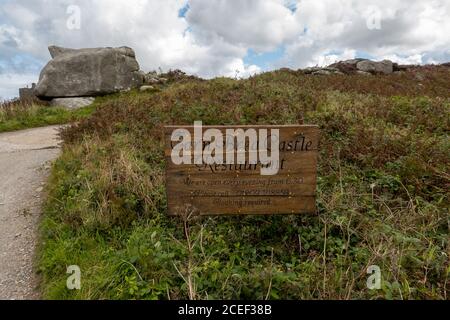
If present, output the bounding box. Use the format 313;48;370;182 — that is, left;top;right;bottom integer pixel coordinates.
0;126;61;300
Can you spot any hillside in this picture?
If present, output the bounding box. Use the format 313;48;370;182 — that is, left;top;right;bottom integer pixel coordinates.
38;66;449;299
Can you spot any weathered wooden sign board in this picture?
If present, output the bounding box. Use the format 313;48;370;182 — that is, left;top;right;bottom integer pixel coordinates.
164;125;319;216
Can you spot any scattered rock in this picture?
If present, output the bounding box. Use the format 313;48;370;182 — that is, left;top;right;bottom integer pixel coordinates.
312;69;332;75
329;59;366;73
140;85;156;92
50;97;95;109
35;46;144;98
304;67;343;75
299;58;396;76
143;72;170;85
161;69;201;82
145;77;161;84
356;70;372;76
301;67;323;74
165;69;186;80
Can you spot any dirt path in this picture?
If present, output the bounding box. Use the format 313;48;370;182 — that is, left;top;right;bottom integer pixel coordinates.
0;125;62;300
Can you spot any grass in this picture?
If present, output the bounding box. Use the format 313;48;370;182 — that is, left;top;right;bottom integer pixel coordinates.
0;97;97;133
38;66;449;300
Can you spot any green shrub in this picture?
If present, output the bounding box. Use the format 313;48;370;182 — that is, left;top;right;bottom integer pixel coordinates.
38;68;449;299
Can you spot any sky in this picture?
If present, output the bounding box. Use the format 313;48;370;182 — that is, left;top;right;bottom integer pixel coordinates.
1;0;449;99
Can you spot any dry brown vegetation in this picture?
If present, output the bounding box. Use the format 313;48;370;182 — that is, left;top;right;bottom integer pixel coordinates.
0;97;95;133
39;65;449;299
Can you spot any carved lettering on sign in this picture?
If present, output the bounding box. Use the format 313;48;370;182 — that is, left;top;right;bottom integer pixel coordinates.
164;125;319;216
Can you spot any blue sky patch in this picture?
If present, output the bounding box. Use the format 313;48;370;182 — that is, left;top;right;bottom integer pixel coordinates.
355;51;375;60
285;2;297;13
178;3;190;18
0;53;44;74
244;46;285;71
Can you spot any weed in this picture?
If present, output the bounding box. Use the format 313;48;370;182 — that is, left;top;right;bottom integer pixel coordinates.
38;67;449;299
0;97;97;133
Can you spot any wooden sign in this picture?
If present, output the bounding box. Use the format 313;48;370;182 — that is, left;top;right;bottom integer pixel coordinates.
164;125;319;216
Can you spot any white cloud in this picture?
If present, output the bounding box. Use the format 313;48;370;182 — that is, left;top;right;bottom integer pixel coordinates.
0;0;263;82
186;0;299;51
0;0;449;99
283;0;450;67
314;49;357;67
0;73;37;101
380;54;423;65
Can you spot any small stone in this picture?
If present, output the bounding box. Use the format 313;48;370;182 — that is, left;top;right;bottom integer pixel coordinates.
146;77;161;84
140;85;155;92
312;70;332;75
35;187;43;193
50;97;95;109
301;67;322;74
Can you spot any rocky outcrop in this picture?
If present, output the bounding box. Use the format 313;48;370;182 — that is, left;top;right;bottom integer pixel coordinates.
301;67;343;75
356;60;393;74
35;46;144;98
143;72;168;85
302;59;397;75
328;59;366;74
142;69;196;85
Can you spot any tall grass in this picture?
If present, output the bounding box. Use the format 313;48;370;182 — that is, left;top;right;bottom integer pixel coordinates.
38;66;449;299
0;97;97;133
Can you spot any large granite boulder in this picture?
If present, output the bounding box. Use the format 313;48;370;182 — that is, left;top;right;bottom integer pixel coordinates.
356;60;393;74
35;46;144;98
